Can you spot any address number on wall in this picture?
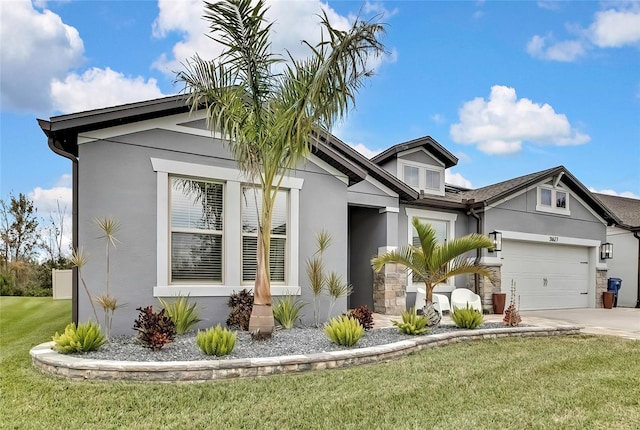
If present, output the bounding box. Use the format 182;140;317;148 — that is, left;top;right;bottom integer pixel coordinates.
549;236;559;242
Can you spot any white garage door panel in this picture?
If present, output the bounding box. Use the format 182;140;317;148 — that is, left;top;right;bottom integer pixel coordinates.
501;240;589;310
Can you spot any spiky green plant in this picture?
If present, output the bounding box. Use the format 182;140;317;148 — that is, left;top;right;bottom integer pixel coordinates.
372;218;494;326
392;308;430;335
451;304;484;329
52;321;106;354
196;325;237;356
272;293;305;329
70;247;99;323
159;296;202;335
306;230;331;327
326;272;353;321
177;0;386;337
94;216;123;338
324;316;364;347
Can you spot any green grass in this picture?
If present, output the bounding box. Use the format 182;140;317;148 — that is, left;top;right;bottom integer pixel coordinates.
1;297;639;429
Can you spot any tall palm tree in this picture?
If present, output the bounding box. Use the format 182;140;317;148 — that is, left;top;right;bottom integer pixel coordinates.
372;218;495;324
177;0;385;336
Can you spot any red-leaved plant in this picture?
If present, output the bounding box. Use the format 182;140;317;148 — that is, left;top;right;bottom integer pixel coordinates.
133;306;176;351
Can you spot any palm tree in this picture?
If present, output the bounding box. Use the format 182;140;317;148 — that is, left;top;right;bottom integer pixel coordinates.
371;218;495;325
177;0;385;336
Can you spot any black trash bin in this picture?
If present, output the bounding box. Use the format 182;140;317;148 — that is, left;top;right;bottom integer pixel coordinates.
607;278;622;307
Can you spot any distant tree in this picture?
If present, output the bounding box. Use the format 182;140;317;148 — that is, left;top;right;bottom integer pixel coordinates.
39;200;70;262
0;193;39;266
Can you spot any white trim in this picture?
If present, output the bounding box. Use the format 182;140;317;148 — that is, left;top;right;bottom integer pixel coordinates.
397;147;446;168
153;285;301;297
379;207;399;214
377;246;397;256
500;230;600;247
305;154;348;185
153;158;301;296
78;111;216;144
365;175;399;198
536;184;571;216
151;158;304;190
397;158;445;197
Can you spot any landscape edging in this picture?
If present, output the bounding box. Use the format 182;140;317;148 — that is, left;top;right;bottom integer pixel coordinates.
30;326;582;382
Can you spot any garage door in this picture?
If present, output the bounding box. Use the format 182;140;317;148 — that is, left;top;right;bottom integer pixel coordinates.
500;240;590;310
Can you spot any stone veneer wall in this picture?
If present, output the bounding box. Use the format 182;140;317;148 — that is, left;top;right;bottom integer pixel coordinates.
373;263;407;315
595;269;608;308
474;264;502;314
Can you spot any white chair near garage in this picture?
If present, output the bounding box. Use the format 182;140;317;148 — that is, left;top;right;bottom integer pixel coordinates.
450;288;482;314
415;287;427;314
432;293;451;317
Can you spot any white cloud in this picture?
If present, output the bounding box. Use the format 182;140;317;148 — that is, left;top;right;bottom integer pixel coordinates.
526;34;586;62
537;1;560;11
527;5;640;62
445;171;472;189
29;180;73;257
349;143;381;159
589;8;640;48
152;0;394;77
0;0;84;113
590;188;640;200
51;67;165;113
450;85;590;155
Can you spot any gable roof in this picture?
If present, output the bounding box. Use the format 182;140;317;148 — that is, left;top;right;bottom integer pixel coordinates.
459;165;620;225
594;193;640;231
370;135;458;168
38;94;370;186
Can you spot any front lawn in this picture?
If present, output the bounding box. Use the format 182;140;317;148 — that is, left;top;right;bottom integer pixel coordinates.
1;297;639;429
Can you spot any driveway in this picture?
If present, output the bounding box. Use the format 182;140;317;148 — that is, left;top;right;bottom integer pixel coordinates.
521;308;640;340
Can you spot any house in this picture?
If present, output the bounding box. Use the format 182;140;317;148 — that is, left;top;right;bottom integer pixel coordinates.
594;194;640;308
39;95;621;335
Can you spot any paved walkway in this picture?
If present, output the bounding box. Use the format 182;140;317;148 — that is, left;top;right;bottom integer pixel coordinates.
373;307;640;340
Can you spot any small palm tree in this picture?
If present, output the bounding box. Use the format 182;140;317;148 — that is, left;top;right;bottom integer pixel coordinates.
372;218;495;325
177;0;385;336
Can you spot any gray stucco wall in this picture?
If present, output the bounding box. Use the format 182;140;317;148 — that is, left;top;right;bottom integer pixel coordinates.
398;150;441;167
484;186;607;243
77;127;350;335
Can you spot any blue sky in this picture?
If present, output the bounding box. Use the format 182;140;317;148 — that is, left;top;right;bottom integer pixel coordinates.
1;0;639;244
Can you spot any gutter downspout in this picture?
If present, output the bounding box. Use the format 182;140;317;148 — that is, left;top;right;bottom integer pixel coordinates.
46;133;79;324
635;232;640;308
468;207;482;295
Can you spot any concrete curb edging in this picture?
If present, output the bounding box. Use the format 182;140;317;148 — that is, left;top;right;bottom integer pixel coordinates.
31;326;582;382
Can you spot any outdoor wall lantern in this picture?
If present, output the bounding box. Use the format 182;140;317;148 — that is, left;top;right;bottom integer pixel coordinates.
600;242;613;260
488;231;502;253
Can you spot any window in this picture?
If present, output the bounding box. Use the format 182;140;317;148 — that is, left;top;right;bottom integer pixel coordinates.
537;186;570;215
425;169;440;190
398;161;445;196
405;208;458;292
152;158;303;297
241;187;287;283
404;165;419;187
170;177;223;282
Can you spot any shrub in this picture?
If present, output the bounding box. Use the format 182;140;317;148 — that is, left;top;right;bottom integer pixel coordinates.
451;305;484;329
226;289;254;331
158;296;201;334
196;325;237;356
392;308;430;335
133;306;176;351
272;293;305;329
52;321;106;354
346;305;374;331
324;316;364;347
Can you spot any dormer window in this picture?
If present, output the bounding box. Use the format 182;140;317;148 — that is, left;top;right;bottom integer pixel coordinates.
537;186;570;215
399;160;445;196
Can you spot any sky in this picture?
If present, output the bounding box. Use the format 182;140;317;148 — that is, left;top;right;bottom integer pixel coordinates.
1;0;639;252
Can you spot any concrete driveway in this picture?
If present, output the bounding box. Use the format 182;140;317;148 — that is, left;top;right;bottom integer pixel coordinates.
521;308;640;340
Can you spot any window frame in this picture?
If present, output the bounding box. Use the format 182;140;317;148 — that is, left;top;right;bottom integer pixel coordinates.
536;185;571;215
151;158;302;297
398;159;445;196
169;177;225;284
